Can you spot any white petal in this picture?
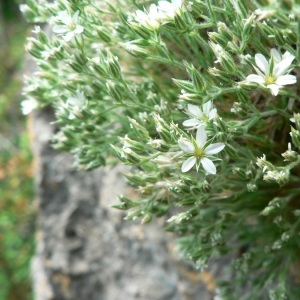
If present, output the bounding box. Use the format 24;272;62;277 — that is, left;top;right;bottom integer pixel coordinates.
183;119;201;127
74;25;84;34
255;53;269;74
181;157;196;172
267;84;279;96
273;57;294;77
275;75;297;86
270;48;281;63
72;10;79;23
246;74;265;84
200;157;216;174
282;51;294;61
158;1;174;11
196;126;207;147
178;138;194;153
135;10;148;22
205;143;225;155
67;96;81;106
187;104;202;117
63;31;74;41
53;25;69;33
202;100;212;115
208;108;217;120
57;11;72;24
149;4;158;15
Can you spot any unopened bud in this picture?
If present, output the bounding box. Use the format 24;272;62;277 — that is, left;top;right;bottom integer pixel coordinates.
106;52;122;79
281;143;298;161
290;127;300;148
201;180;211;193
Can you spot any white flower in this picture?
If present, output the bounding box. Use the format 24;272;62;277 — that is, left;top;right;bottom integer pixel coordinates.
183;101;217;129
158;0;183;19
178;126;225;174
66;91;87;119
131;4;162;30
53;11;84;42
21;98;38;115
245;50;296;96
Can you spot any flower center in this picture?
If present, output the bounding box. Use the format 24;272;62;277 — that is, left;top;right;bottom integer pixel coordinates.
202;115;209;122
194;147;205;159
68;22;77;31
265;76;276;85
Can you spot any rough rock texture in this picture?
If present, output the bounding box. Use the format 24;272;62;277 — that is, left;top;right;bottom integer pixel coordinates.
29;105;233;300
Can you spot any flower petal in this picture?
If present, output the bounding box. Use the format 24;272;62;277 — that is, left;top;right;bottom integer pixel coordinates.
196;126;207;147
63;31;74;41
200;157;216;174
275;75;297;86
205;142;225;155
267;84;279;96
208;108;217;120
183;119;201;127
255;53;269;74
178;138;194;153
202;100;212;115
74;25;84;34
53;25;69;33
246;74;265;84
187;104;202;117
270;48;281;63
72;10;80;23
273;56;294;77
181;157;196;172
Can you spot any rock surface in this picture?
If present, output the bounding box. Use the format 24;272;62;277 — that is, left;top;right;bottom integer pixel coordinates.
29;105;233;300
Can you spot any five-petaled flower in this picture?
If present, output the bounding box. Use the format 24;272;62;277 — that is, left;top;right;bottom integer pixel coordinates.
183;101;217;129
245;49;296;96
178;126;225;174
53;11;84;42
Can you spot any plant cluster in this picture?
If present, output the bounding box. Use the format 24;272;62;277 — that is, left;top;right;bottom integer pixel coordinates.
21;0;300;298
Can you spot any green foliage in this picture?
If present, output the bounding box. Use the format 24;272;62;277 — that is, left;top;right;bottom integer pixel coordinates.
22;0;300;299
0;1;34;299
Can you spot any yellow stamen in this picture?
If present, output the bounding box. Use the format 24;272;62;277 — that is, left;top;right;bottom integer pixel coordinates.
265;76;276;85
194;147;205;159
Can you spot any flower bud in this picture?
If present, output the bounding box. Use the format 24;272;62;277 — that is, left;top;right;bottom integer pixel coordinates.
106;52;122;79
93;25;112;42
89;58;108;77
122;147;141;164
172;79;195;93
274;29;285;46
119;135;145;153
190;67;205;92
282;29;297;44
232;167;246;180
128;117;150;139
174;14;189;33
290;127;300;148
148;139;170;152
281;143;298;162
141;213;152;224
242;14;255;40
208;32;227;47
201;180;211;193
217;22;233;42
130;23;151;39
106;81;123;102
247;182;257;192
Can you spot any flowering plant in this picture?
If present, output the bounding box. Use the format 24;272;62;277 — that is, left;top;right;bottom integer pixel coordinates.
22;0;300;298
